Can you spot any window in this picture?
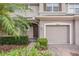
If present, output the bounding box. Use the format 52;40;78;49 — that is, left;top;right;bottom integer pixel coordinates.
67;3;79;14
75;9;79;13
46;4;52;11
45;3;62;12
67;4;74;14
53;4;60;11
74;4;79;14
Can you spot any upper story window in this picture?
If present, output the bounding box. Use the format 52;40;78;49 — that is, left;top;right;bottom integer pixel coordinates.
46;4;52;11
67;3;79;14
74;4;79;14
44;3;62;12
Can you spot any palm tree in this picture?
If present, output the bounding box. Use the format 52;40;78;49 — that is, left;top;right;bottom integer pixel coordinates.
0;3;31;37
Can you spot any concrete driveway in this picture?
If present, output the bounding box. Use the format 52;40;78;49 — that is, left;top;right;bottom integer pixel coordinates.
48;44;79;56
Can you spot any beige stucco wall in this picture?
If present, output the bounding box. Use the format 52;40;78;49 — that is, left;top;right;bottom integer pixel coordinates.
74;16;79;45
38;17;74;44
39;3;44;12
27;27;33;39
75;20;79;45
11;4;39;18
26;5;39;17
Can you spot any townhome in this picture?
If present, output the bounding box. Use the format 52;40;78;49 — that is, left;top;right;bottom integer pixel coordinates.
14;3;79;45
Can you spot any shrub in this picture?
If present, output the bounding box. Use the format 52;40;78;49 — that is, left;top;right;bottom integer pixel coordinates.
26;47;41;56
40;50;52;56
26;47;52;56
0;47;52;56
0;36;29;45
35;38;48;50
5;47;40;56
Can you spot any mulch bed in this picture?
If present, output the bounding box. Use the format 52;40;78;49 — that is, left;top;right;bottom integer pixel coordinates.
0;45;27;52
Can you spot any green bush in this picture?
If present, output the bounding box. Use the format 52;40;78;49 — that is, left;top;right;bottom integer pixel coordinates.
5;47;41;56
40;50;52;56
26;47;52;56
35;38;48;50
0;36;29;45
26;47;41;56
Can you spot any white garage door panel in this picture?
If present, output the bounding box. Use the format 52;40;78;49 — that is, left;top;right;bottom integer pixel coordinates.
46;25;69;44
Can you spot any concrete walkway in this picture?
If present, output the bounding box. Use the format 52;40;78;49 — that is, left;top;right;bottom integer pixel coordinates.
48;44;79;56
27;42;35;48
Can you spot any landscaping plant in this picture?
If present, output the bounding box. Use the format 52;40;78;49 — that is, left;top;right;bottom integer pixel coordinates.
0;36;29;45
0;4;31;37
0;46;52;56
35;38;48;50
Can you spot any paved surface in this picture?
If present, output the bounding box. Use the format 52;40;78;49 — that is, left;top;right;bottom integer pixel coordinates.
48;44;79;56
27;42;35;48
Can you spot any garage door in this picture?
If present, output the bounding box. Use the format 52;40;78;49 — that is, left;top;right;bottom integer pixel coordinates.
46;25;70;44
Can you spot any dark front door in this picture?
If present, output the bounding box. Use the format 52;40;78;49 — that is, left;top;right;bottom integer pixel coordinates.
33;23;38;39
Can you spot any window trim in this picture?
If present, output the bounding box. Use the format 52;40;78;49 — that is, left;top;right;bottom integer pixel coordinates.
44;22;73;44
44;3;62;12
67;3;79;14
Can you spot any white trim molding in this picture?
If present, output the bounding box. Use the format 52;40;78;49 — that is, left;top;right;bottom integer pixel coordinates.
44;22;73;44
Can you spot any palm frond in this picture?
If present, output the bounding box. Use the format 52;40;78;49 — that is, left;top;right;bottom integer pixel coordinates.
14;16;32;33
1;15;20;36
0;3;32;37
